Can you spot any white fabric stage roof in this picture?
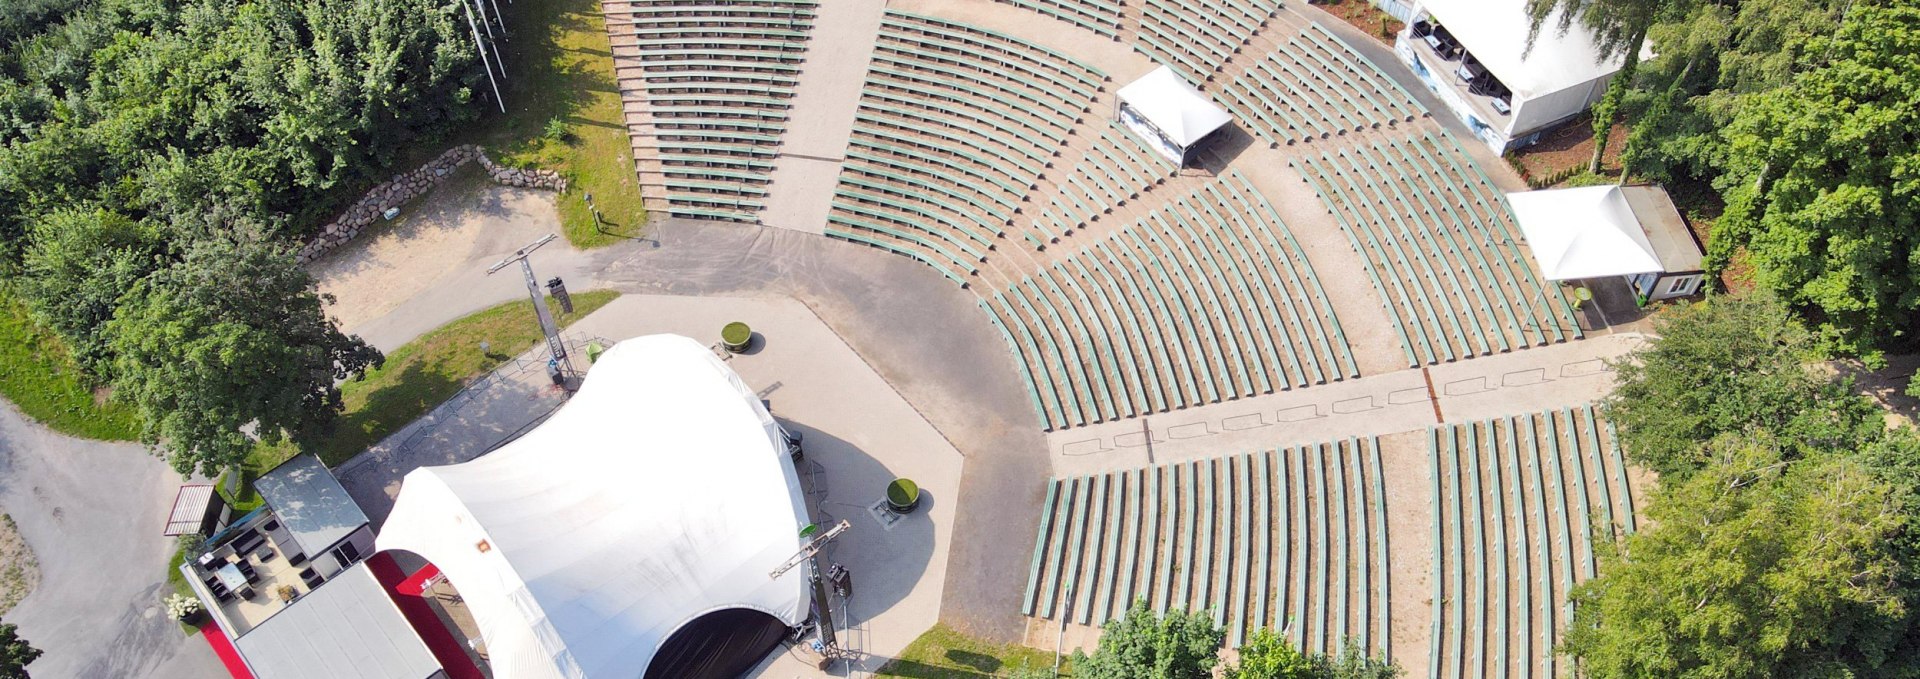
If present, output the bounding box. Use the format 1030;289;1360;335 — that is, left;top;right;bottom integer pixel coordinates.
376;334;809;679
1508;185;1664;280
1117;66;1232;146
1419;0;1626;100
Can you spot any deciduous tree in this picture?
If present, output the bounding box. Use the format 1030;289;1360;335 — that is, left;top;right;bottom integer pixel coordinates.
1073;600;1225;679
105;220;380;476
0;622;39;679
1560;437;1918;677
1603;294;1879;478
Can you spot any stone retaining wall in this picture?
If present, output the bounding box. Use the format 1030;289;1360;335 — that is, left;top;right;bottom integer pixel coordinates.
296;144;568;264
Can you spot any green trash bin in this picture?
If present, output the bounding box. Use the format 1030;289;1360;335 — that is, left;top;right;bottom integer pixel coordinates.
586;341;606;364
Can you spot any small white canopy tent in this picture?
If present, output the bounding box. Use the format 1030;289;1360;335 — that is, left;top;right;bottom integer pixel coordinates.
376;334;809;679
1508;185;1664;280
1116;65;1232;165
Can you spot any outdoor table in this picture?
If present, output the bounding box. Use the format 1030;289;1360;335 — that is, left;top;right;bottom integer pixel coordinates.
215;562;248;591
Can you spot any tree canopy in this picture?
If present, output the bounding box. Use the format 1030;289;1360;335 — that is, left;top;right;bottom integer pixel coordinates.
105;218;379;477
1073;601;1226;679
0;0;475;466
1604;294;1881;477
1560;437;1918;677
1227;630;1401;679
0;622;38;679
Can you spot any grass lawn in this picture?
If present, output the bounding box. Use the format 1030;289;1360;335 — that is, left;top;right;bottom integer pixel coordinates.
877;624;1069;679
0;287;141;440
468;0;646;248
306;289;620;466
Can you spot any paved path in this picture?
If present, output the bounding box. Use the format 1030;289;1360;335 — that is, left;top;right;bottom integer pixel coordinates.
1045;333;1646;476
0;404;222;678
759;0;888;234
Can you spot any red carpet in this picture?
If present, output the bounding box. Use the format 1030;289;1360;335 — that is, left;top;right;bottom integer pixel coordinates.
199;619;255;679
366;552;486;679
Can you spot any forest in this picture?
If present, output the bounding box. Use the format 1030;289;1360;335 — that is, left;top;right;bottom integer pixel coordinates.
0;0;482;474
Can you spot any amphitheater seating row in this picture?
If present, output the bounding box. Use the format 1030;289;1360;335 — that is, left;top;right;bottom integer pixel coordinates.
1427;405;1637;679
612;0;819;222
1215;23;1427;146
992;0;1124;39
1133;0;1279;83
1290;133;1584;367
983;172;1358;430
827;10;1107;279
1030;122;1179;242
1023;439;1391;656
983;172;1359;427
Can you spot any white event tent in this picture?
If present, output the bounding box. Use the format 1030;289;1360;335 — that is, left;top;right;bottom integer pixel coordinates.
1399;0;1641;151
1507;185;1663;280
1116;65;1233;165
376;334;809;679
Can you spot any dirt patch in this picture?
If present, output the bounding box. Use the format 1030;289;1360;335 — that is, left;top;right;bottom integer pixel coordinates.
1507;119;1628;186
309;164;561;333
1317;0;1405;45
0;514;41;617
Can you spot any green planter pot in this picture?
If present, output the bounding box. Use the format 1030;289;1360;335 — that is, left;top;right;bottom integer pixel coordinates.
721;322;752;353
886;478;921;514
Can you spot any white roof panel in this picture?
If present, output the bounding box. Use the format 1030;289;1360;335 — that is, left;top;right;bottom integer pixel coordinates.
1117;66;1233;146
1418;0;1626;100
234;563;442;679
1509;185;1665;280
256;454;368;556
376;334;809;679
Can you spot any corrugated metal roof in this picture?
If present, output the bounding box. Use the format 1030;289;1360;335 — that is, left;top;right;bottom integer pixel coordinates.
233;563;442;679
165;484;215;536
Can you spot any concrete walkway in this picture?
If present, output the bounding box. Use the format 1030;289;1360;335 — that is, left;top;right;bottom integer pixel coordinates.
759;0;888;234
0;404;223;679
1044;332;1645;476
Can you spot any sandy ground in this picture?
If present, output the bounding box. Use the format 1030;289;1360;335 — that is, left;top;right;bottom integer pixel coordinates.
309;166;566;340
0;514;38;616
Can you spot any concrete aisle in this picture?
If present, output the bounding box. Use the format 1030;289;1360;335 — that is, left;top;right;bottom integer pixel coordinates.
759;0;888;234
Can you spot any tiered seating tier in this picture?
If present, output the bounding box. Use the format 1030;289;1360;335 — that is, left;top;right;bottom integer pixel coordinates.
1291;133;1583;367
1215;22;1427;146
1022;439;1392;656
983;172;1357;431
1031;122;1179;242
1133;0;1279;82
828;10;1107;282
617;0;819;222
992;0;1124;38
1428;405;1637;679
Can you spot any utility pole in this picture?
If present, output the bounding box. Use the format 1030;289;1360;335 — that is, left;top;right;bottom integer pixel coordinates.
486;234;573;379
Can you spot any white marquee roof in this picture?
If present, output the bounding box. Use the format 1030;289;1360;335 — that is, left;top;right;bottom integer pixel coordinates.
1117;66;1232;146
1508;185;1664;280
375;334;809;679
1418;0;1628;100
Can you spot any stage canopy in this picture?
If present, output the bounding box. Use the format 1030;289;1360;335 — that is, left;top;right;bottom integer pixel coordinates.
1508;185;1665;280
376;334;810;679
1417;0;1626;101
1117;65;1232;150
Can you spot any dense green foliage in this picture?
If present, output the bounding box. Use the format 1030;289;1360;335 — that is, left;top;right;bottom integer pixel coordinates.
106;221;380;476
1609;0;1919;350
0;622;37;679
0;0;479;465
1572;294;1920;677
1227;631;1400;679
1605;295;1880;477
1072;601;1225;679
